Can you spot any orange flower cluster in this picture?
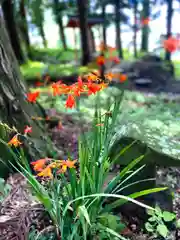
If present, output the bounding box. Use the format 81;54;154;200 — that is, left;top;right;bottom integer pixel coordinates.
96;55;121;67
8;134;22;147
26;75;115;108
8;126;32;147
164;37;179;53
27;91;40;103
141;17;150;26
31;158;77;178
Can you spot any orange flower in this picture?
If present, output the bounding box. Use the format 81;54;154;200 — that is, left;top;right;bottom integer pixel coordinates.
27;91;40;103
58;83;71;94
163;37;179;53
112;57;120;64
141;17;150;26
65;95;76;108
77;76;83;88
31;158;48;172
99;82;108;90
35;81;43;87
24;126;32;134
58;159;77;173
98;42;106;51
51;82;61;96
119;74;127;83
8;135;22;147
96;56;105;66
37;166;53;178
87;83;101;95
105;72;114;81
87;74;99;82
72;87;82;97
108;46;116;52
96;123;104;127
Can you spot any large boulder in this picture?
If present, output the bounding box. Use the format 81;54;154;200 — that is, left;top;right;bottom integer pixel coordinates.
108;121;180;219
109;54;176;92
126;55;175;92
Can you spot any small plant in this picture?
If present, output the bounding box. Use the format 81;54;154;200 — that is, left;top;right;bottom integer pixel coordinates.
145;205;176;239
1;64;167;239
0;177;11;202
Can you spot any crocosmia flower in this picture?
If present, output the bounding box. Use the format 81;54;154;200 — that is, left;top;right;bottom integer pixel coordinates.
141;17;150;26
27;91;40;103
24;126;32;134
37;166;53;178
58;159;77;173
65;95;76;108
164;37;179;53
35;81;43;87
31;158;48;172
87;83;101;95
96;56;105;66
112;57;120;64
8;135;22;147
119;74;127;82
51;82;61;96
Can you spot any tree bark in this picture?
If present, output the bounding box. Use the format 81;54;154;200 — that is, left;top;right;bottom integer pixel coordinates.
19;0;32;58
165;0;173;61
53;0;67;50
115;0;123;59
2;0;25;64
0;12;52;177
141;0;150;52
102;3;107;48
77;0;91;66
133;0;138;58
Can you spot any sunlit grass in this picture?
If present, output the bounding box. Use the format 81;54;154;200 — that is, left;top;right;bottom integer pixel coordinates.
20;61;94;80
174;60;180;79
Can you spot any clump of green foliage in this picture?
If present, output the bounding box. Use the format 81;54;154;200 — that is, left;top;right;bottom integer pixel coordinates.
145;205;179;239
0;178;11;202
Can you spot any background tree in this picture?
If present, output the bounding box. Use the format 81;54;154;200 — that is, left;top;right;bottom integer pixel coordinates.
102;0;107;48
141;0;150;52
133;0;138;58
77;0;91;65
2;0;25;63
114;0;124;59
165;0;173;61
52;0;67;50
28;0;47;48
0;11;56;176
18;0;32;58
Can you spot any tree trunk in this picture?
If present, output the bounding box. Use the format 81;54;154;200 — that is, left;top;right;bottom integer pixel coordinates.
165;0;173;61
90;29;96;52
115;0;123;59
133;0;138;58
57;14;67;50
77;0;91;66
53;0;67;50
2;0;25;64
141;0;150;52
102;3;107;48
0;12;53;177
39;23;47;48
19;0;32;58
